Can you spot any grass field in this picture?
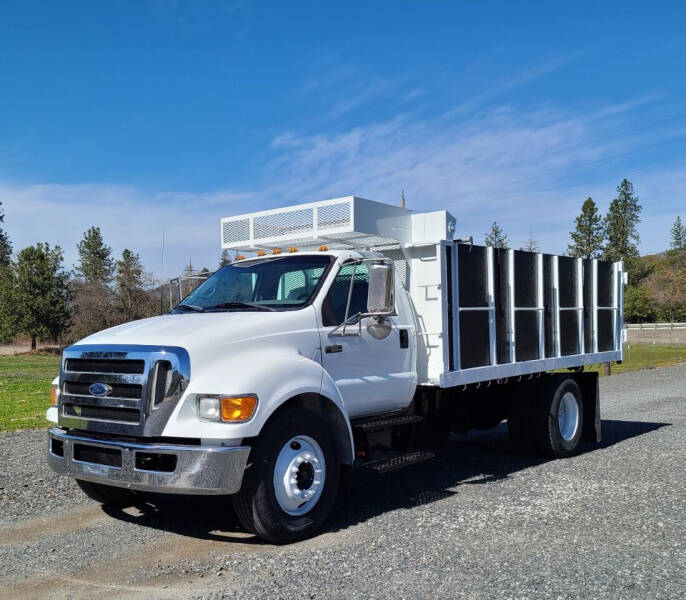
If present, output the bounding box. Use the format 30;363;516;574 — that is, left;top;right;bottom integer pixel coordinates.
0;353;60;432
1;345;685;432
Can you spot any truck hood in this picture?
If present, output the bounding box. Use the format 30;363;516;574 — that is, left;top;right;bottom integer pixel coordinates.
76;309;319;354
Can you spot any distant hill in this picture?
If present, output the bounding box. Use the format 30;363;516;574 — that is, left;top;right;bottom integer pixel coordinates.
625;248;686;323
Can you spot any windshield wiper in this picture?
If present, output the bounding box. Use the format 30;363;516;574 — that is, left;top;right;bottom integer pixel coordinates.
174;304;205;312
206;302;276;312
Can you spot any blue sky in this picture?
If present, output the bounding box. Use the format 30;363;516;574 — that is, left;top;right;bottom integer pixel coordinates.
1;1;685;278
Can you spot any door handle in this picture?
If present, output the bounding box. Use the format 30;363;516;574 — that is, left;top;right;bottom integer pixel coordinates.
325;344;343;354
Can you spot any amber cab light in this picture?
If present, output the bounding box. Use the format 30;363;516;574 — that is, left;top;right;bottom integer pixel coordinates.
272;248;282;255
236;254;246;260
221;395;258;422
257;250;267;256
318;245;328;251
288;247;298;253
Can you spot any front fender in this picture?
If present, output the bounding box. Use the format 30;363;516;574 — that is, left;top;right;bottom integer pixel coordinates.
161;348;353;460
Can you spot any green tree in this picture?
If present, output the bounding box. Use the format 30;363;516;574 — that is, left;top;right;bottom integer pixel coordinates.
0;201;12;267
76;226;114;284
484;222;509;249
219;249;232;268
0;267;17;342
568;197;604;259
115;249;147;322
670;216;685;250
603;179;642;274
624;285;655;323
13;243;72;350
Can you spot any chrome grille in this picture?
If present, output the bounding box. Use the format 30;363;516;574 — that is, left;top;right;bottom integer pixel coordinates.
59;345;190;436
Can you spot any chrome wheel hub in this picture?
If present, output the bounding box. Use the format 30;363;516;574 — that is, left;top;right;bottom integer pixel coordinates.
558;392;580;441
273;435;326;516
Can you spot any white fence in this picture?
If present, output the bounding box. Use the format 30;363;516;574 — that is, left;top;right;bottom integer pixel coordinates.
625;323;686;346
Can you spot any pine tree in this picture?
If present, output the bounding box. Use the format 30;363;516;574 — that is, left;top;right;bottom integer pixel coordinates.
670;216;685;250
0;201;12;267
13;243;72;349
568;197;604;259
76;226;114;284
520;232;539;253
219;249;232;268
484;222;509;249
115;249;146;322
603;179;642;271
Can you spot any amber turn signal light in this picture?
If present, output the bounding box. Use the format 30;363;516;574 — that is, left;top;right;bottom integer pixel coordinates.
220;395;257;422
51;386;57;406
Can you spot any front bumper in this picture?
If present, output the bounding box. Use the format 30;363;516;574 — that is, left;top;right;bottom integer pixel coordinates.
47;427;251;495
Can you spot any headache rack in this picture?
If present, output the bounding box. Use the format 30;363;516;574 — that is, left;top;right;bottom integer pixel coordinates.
220;196;414;251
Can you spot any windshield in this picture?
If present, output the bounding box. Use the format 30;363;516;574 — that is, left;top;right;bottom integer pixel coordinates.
173;255;333;312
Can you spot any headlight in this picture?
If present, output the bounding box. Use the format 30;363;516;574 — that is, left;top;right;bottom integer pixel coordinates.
197;395;257;422
198;396;221;421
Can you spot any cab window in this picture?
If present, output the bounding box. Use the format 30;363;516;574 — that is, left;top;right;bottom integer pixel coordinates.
322;263;369;326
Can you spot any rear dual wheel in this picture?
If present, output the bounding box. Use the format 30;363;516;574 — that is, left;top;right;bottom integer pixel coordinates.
508;376;584;458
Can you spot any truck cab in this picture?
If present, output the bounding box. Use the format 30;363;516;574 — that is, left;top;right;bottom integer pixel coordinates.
47;196;623;543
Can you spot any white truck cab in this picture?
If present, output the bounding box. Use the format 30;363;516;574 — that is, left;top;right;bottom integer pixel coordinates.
47;197;623;542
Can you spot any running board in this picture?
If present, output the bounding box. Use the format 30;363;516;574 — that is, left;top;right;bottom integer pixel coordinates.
353;414;423;433
364;450;435;473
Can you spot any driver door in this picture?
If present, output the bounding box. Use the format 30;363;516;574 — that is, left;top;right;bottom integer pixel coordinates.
318;262;414;418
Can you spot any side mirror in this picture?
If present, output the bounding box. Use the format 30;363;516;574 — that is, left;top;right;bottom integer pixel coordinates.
366;263;394;316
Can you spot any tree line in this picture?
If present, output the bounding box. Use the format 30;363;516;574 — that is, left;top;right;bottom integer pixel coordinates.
0;206;236;349
483;178;686;322
0;178;683;349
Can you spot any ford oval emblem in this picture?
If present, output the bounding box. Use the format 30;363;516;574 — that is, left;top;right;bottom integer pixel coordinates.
88;382;112;397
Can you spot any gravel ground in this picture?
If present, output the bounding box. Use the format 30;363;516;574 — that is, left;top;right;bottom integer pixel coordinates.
0;365;684;599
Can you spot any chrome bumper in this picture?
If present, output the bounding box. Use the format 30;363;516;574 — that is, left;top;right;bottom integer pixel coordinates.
47;427;250;495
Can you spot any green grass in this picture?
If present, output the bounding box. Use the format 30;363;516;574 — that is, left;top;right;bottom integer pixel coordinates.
0;353;61;431
584;344;686;376
0;344;685;432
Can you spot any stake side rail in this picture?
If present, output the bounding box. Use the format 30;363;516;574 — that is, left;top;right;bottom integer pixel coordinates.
437;241;624;389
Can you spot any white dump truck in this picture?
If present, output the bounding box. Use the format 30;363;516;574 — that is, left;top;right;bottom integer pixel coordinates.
47;197;624;543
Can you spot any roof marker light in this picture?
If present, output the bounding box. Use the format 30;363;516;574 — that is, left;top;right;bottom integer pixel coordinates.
257;250;266;256
236;254;245;260
272;248;282;254
288;247;298;253
319;245;328;251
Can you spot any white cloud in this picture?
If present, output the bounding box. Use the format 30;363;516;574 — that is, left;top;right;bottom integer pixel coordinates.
2;95;684;280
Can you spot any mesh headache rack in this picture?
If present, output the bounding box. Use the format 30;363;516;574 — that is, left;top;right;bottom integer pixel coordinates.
220;196;413;251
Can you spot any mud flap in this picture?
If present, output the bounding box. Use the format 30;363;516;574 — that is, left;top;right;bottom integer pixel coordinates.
577;372;601;443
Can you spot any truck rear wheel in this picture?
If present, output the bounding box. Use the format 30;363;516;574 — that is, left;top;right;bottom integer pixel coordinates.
534;377;584;458
75;479;139;506
232;407;340;544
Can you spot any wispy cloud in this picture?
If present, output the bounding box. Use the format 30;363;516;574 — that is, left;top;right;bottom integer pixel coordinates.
2;92;684;276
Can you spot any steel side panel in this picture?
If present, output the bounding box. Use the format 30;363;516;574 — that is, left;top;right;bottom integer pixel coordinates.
438;350;622;387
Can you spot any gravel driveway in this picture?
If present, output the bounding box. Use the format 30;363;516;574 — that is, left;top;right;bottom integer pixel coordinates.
0;365;684;599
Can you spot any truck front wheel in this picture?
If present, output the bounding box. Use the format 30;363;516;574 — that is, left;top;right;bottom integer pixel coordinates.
232;407;340;544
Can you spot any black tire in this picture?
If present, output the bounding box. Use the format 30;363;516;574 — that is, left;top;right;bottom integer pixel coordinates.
533;377;584;458
232;407;340;544
75;479;139;506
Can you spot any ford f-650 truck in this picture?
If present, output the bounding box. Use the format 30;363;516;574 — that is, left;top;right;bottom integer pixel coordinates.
47;197;624;543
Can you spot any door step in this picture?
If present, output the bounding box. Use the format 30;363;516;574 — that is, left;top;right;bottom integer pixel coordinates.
353;414;422;433
363;450;435;473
